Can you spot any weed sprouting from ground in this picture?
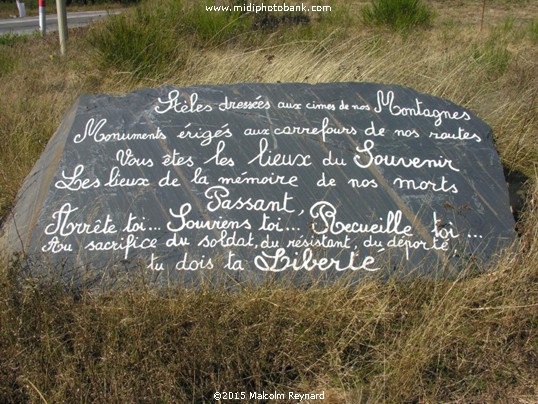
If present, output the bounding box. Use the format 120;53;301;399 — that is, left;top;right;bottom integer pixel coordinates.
530;19;538;43
0;50;16;77
0;33;32;47
471;35;511;79
361;0;434;32
87;5;184;80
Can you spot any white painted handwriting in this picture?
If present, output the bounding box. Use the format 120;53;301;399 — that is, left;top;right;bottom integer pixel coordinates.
254;248;379;272
277;102;301;110
154;91;213;114
287;234;351;249
309;201;413;236
317;172;336;187
175;254;214;271
73;118;166;143
204;185;295;213
429;127;481;142
431;211;460;239
306;101;335;111
323;151;347;166
55;164;100;191
167;202;251;232
387;235;449;260
218;171;298;187
85;234;157;260
374;90;471;126
198;230;255;248
42;237;72;253
364;121;385;137
244;127;270;136
353;139;460;172
394;128;419;138
393;176;458;194
45;203;116;236
247;138;311;167
177;122;233;146
162;149;194;167
218;95;270;111
116;148;154;167
273;117;356;142
158;170;182;187
104;166;150;187
348;178;378;188
203;140;235;166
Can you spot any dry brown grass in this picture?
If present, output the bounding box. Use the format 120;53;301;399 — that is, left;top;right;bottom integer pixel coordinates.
1;203;536;401
1;0;537;401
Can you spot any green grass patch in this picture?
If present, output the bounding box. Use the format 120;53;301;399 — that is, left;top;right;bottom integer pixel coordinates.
361;0;434;31
0;33;31;47
88;0;353;79
471;32;511;79
179;1;251;46
0;51;16;77
88;5;183;80
530;20;538;43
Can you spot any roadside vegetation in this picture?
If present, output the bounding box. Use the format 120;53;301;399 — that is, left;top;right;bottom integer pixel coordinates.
0;0;137;19
1;0;537;401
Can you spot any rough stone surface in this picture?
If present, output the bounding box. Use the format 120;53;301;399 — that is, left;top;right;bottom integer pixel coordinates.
0;83;516;287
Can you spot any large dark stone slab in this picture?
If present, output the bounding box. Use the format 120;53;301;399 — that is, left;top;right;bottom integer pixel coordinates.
0;82;516;287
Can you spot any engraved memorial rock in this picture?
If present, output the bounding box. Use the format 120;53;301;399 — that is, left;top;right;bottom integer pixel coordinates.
0;83;516;286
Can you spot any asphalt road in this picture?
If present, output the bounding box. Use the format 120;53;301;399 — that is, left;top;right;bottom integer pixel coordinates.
0;10;122;35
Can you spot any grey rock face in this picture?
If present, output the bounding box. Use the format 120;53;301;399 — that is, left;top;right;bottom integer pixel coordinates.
0;83;516;287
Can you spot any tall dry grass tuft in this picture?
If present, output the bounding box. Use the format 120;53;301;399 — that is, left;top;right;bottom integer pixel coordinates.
371;182;537;401
169;29;537;175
